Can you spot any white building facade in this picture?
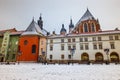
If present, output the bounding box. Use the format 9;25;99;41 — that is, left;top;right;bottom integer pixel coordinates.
46;9;120;64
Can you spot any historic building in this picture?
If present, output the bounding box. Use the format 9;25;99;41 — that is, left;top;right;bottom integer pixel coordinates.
47;9;120;64
17;15;48;62
0;28;22;62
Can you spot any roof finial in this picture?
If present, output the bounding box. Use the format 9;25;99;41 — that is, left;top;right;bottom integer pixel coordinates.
39;13;42;20
87;6;89;11
40;13;42;17
70;17;73;24
32;16;34;21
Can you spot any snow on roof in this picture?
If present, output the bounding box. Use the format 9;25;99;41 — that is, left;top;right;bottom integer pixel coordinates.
73;9;96;31
48;30;120;38
0;28;17;34
22;19;45;36
10;31;24;35
76;9;95;25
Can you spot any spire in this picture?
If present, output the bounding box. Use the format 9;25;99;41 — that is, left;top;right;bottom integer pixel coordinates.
69;18;74;33
69;18;74;28
38;13;43;30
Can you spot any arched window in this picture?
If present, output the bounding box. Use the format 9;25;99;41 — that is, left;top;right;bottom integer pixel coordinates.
24;40;28;45
32;45;36;54
84;23;88;32
91;23;95;32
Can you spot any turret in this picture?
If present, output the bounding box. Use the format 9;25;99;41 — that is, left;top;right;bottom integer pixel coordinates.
69;18;74;33
60;24;67;35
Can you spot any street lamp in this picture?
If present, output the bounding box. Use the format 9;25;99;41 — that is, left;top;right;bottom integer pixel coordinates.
104;48;110;64
18;51;22;64
70;48;75;64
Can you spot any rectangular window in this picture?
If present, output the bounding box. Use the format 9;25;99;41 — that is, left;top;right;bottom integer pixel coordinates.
115;35;119;40
50;40;53;43
61;45;64;50
72;38;75;42
92;37;96;41
68;45;71;50
93;44;97;49
73;45;76;50
110;42;115;49
50;55;53;60
61;55;64;59
41;41;43;45
84;38;88;42
98;37;102;41
61;39;64;43
109;36;113;40
98;43;103;49
41;48;43;52
32;45;36;53
80;44;84;50
68;39;71;42
85;44;89;50
68;55;71;59
80;38;83;42
50;45;53;51
12;54;15;59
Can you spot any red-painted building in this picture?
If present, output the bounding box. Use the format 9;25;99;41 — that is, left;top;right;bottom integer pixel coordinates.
17;16;48;62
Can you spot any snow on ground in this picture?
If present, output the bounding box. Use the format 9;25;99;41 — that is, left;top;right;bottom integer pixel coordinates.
0;63;120;80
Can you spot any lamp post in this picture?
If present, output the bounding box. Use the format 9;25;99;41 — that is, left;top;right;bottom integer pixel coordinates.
70;48;75;64
18;51;22;64
104;48;109;64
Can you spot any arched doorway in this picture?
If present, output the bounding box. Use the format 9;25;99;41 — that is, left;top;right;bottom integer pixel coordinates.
95;53;103;62
110;52;119;63
81;53;89;61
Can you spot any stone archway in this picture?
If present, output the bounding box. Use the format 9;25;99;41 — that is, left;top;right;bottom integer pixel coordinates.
95;52;103;62
110;52;119;63
81;53;89;61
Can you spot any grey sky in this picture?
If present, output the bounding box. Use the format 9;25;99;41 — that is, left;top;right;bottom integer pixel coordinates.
0;0;120;33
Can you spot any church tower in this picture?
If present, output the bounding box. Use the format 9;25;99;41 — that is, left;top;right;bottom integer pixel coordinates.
73;9;101;34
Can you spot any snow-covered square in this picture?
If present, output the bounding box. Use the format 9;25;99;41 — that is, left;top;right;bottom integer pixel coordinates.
0;63;120;80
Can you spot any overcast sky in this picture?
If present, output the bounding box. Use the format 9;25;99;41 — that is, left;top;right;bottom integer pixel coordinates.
0;0;120;33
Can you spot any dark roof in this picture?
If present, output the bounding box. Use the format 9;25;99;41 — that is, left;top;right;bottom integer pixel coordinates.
60;24;66;33
75;9;95;27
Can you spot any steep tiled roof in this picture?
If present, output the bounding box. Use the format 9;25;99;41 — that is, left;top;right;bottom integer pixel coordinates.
22;19;45;36
78;9;95;23
0;28;17;34
75;9;95;29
